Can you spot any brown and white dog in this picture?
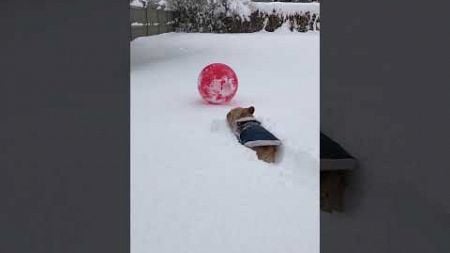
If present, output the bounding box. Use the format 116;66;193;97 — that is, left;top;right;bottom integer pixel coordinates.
226;106;281;163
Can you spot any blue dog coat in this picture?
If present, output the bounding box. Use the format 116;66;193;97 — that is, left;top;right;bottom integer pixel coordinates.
233;117;281;148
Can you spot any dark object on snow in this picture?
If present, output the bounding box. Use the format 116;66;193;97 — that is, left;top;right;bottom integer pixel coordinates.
321;133;353;159
235;118;281;148
320;132;357;213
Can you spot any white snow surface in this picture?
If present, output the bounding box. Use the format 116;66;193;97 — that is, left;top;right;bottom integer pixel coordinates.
130;0;164;8
227;0;252;18
251;2;320;16
131;32;319;253
274;21;293;33
130;0;145;8
131;22;145;27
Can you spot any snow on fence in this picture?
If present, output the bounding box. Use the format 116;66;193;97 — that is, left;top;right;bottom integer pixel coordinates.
130;2;320;38
249;2;320;32
173;2;320;33
130;4;176;40
251;2;320;16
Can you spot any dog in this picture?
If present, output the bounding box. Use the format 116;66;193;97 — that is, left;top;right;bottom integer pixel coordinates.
226;106;281;163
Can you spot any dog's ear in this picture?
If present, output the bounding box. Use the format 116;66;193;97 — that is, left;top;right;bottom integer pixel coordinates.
248;106;255;114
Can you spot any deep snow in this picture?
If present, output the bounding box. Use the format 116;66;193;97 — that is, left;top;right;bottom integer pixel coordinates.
131;32;319;253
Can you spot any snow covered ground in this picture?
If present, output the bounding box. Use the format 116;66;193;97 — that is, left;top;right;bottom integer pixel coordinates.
131;31;319;253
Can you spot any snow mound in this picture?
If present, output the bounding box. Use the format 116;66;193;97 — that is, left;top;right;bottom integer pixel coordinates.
227;0;252;19
130;0;145;8
130;0;167;9
274;21;292;33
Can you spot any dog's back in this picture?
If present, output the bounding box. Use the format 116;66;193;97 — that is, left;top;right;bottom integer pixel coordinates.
226;106;281;163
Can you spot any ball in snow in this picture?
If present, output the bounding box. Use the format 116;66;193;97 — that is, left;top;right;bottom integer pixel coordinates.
198;63;238;104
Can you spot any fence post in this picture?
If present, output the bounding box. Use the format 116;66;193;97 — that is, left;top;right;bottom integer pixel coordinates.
157;9;161;34
145;6;149;36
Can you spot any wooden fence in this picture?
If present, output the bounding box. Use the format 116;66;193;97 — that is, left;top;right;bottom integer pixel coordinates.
130;5;176;40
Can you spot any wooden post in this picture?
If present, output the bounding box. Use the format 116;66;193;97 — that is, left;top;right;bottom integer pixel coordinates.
145;6;149;36
321;171;347;212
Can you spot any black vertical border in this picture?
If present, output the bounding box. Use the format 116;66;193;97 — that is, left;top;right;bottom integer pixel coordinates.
1;0;130;252
321;0;450;252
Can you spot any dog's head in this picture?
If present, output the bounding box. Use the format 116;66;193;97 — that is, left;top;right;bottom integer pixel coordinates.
226;106;255;127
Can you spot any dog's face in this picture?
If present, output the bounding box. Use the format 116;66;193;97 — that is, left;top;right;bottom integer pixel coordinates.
226;106;255;127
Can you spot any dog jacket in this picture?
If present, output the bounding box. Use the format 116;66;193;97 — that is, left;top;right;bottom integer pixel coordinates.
233;117;281;148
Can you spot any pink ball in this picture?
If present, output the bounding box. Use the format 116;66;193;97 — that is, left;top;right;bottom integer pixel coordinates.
198;63;238;104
